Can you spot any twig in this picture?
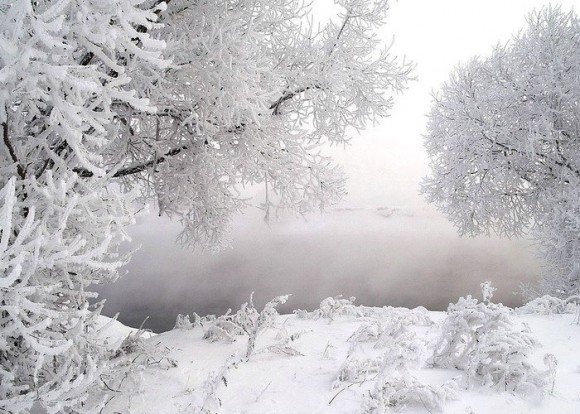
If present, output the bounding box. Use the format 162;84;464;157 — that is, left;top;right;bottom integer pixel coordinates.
100;375;121;393
138;316;150;331
328;382;358;405
418;394;434;414
255;381;272;402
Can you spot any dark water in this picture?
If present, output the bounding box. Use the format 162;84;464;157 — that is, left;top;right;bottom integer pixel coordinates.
95;209;540;333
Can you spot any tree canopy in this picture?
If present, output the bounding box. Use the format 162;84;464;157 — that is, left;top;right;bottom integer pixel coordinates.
422;6;580;297
0;0;412;411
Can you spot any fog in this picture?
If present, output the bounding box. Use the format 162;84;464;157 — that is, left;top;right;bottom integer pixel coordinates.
96;0;571;332
96;208;540;333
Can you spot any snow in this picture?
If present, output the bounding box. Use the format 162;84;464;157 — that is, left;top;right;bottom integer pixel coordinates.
95;315;152;343
99;304;580;413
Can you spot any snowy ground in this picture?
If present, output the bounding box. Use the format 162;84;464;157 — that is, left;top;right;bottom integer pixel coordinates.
97;296;580;414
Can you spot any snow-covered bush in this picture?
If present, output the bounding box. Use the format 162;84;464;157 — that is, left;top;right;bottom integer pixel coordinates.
386;306;434;327
298;297;434;328
174;314;195;330
335;357;383;385
202;316;248;343
333;304;446;412
264;324;308;357
95;326;175;411
363;376;458;413
337;313;425;386
348;321;382;344
198;356;243;413
430;295;545;396
200;295;290;359
481;281;497;304
544;353;558;395
202;305;257;343
516;295;577;315
468;321;544;395
295;296;365;321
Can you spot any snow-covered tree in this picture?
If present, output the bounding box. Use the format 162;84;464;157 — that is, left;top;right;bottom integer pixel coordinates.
0;0;411;411
422;6;580;298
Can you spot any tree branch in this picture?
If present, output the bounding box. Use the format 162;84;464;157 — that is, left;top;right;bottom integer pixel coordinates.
2;118;25;180
269;85;320;115
73;145;188;178
472;117;580;181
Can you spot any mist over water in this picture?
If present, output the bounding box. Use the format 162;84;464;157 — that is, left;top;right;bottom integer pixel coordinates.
94;0;570;333
96;207;540;333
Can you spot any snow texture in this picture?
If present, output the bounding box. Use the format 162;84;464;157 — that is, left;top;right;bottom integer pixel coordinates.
95;294;580;414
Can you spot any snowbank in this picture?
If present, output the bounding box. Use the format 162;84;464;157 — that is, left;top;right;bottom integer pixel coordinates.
97;296;580;413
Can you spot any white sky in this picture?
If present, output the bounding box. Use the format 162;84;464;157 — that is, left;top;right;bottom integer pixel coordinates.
332;0;578;210
100;0;580;331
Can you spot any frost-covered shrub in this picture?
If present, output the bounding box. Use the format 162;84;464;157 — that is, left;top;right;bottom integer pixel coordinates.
174;314;195;330
295;296;365;321
430;295;545;396
480;281;497;304
262;325;308;357
468;322;544;394
375;327;425;368
95;325;175;409
296;298;434;327
334;357;383;385
319;296;362;319
364;306;434;326
200;295;290;359
202;311;249;343
348;321;382;343
198;356;242;413
516;295;576;315
344;312;454;412
430;296;491;370
363;376;458;413
390;306;433;327
334;308;437;411
544;353;558;395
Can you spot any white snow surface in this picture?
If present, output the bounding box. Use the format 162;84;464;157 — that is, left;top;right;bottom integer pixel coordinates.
99;306;580;413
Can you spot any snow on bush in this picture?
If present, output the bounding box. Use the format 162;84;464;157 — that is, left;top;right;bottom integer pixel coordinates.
198;356;242;413
264;324;308;357
88;319;176;411
430;293;546;396
295;296;365;321
334;356;383;385
481;281;497;304
174;314;195;330
516;295;578;315
182;295;294;412
295;296;433;326
363;376;459;413
198;294;290;359
330;301;454;412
